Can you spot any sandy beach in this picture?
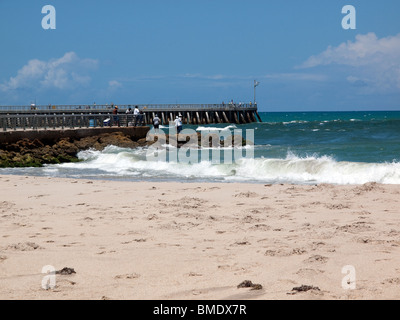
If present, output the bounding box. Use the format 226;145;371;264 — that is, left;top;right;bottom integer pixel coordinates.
1;174;400;300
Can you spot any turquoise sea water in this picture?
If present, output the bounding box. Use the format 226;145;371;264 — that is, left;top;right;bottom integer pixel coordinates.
2;111;400;185
255;111;400;163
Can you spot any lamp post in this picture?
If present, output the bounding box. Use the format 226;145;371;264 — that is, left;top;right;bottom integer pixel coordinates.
253;80;260;105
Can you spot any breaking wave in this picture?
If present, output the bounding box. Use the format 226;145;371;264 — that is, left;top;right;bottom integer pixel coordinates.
45;147;400;185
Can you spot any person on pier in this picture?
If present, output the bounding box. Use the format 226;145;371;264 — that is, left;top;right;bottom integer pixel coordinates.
153;114;160;133
112;106;120;127
126;107;133;125
175;115;183;134
134;106;140;126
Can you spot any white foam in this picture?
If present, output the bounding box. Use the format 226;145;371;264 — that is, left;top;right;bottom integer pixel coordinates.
282;120;308;125
196;125;237;132
54;149;400;185
231;153;400;185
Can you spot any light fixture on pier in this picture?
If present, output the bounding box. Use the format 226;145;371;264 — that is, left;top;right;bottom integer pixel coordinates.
254;80;260;105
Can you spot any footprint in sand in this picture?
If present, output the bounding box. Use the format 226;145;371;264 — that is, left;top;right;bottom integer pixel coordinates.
264;248;306;257
336;221;373;233
264;249;287;257
352;182;382;195
242;215;262;223
383;229;400;238
382;278;400;285
147;214;158;220
250;224;270;231
28;194;50;199
217;265;232;270
13;222;33;228
325;203;351;210
232;240;251;246
96;250;117;255
309;242;326;251
114;273;140;280
0;201;15;209
6;242;41;251
291;248;307;255
296;268;325;278
51;278;77;291
234;192;259;198
302;201;322;208
304;255;329;264
351;210;371;216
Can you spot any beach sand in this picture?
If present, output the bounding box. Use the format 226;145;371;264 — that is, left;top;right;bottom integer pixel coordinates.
1;174;400;300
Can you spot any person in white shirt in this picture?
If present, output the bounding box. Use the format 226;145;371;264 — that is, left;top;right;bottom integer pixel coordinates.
174;115;183;133
153;114;160;133
126;107;133;125
133;106;140;126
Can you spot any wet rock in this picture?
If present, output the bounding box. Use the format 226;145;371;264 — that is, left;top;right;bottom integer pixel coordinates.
0;132;153;168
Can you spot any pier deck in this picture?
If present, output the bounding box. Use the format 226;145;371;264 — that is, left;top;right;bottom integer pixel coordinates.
0;103;262;131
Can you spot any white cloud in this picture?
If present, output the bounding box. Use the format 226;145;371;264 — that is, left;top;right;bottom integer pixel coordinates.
108;80;122;88
300;33;400;68
299;33;400;93
0;52;98;92
182;73;228;80
180;72;327;83
261;73;328;82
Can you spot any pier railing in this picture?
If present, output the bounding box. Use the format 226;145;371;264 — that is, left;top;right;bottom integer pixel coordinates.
0;113;140;132
0;103;256;113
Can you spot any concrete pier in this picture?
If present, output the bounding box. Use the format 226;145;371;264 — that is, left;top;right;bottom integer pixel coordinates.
0;103;262;128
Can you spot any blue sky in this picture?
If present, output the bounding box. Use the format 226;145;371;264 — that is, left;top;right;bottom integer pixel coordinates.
0;0;399;111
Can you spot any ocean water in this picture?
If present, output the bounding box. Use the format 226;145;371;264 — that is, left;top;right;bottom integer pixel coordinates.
2;111;400;185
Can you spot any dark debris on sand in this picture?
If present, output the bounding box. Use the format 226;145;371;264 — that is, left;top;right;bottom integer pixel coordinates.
237;280;263;290
56;267;76;275
288;285;320;294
